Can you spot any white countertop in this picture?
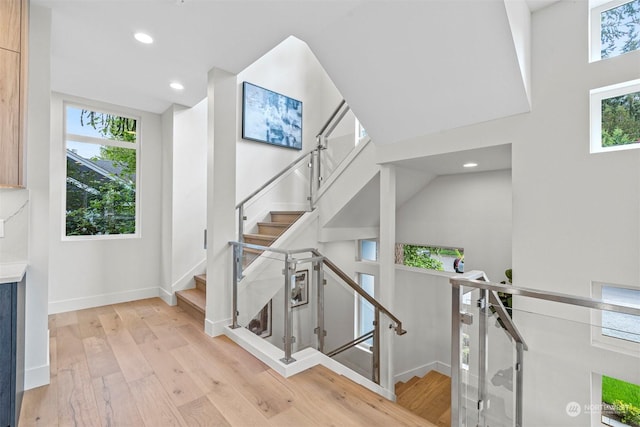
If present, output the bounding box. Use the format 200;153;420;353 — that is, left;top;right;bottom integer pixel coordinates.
0;260;27;284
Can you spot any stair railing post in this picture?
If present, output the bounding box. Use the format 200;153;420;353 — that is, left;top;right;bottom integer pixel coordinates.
516;341;524;427
372;307;380;384
478;289;489;426
237;205;245;278
281;254;296;364
316;136;323;191
314;259;325;353
231;243;240;329
451;283;462;427
308;151;315;211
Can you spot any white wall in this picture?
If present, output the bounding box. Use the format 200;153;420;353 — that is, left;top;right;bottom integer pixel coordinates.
48;93;163;313
393;269;452;381
160;107;174;299
514;3;639;424
172;100;207;285
235;36;342;211
374;1;640;424
160;100;207;300
396;169;513;281
23;5;52;389
0;189;29;261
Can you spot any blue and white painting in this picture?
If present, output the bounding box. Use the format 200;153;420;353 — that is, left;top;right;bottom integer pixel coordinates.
242;82;303;150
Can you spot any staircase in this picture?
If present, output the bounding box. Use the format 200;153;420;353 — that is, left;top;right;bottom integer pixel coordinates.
395;370;451;427
175;210;305;323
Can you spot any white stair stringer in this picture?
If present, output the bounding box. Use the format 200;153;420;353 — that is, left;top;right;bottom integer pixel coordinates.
317;138;379;229
237;210;318;326
224;324;395;401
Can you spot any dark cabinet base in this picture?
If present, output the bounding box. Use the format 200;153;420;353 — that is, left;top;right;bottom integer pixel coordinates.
0;277;25;427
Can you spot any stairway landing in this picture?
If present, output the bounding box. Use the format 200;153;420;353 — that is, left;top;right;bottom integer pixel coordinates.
395;370;451;427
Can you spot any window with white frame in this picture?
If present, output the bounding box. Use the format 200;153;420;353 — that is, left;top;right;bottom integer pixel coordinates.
64;104;139;237
590;79;640;153
356;273;375;348
592;282;640;354
601;285;640;343
590;0;640;62
358;239;378;262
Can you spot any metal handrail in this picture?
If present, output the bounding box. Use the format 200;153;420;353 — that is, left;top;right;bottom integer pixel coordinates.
450;276;640;427
229;241;405;385
228;241;407;337
229;241;316;257
321;104;351;141
326;330;374;358
316;99;347;138
450;277;640;315
488;291;528;350
235;149;314;209
312;249;407;336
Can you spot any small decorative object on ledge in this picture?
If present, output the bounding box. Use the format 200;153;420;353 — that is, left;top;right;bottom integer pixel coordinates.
242;82;303;150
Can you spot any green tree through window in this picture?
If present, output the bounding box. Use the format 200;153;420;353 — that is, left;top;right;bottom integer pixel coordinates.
602;91;640;147
601;0;640;59
65;106;138;236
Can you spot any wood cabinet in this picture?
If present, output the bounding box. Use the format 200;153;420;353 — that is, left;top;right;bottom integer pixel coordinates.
0;0;28;187
0;277;25;427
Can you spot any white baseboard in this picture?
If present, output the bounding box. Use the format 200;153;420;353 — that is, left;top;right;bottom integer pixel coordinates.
205;317;231;337
159;287;176;306
48;287;161;314
394;360;451;384
435;361;451;376
24;363;50;390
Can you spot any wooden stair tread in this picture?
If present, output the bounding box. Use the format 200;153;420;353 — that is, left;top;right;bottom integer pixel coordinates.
243;233;278;244
257;221;291;228
269;211;305;224
395;370;451;426
257;222;291;238
243;233;278;239
395;375;420;396
269;210;305;215
176;288;205;314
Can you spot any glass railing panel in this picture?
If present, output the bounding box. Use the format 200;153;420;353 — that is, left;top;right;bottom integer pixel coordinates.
323;270;358;355
238;153;311;241
235;251;286;348
507;302;640;427
332;343;374;381
319;109;357;184
271;259;316;355
484;306;516;427
454;283;640;427
459;286;482;427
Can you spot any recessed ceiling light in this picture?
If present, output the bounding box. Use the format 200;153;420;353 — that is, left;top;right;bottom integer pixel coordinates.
134;32;153;44
463;162;478;168
170;82;184;91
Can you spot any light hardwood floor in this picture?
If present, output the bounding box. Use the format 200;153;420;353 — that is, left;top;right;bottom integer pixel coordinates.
19;298;435;426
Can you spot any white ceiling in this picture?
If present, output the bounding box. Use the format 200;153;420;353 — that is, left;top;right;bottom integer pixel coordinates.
325;144;512;227
34;0;555;146
392;143;512;175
